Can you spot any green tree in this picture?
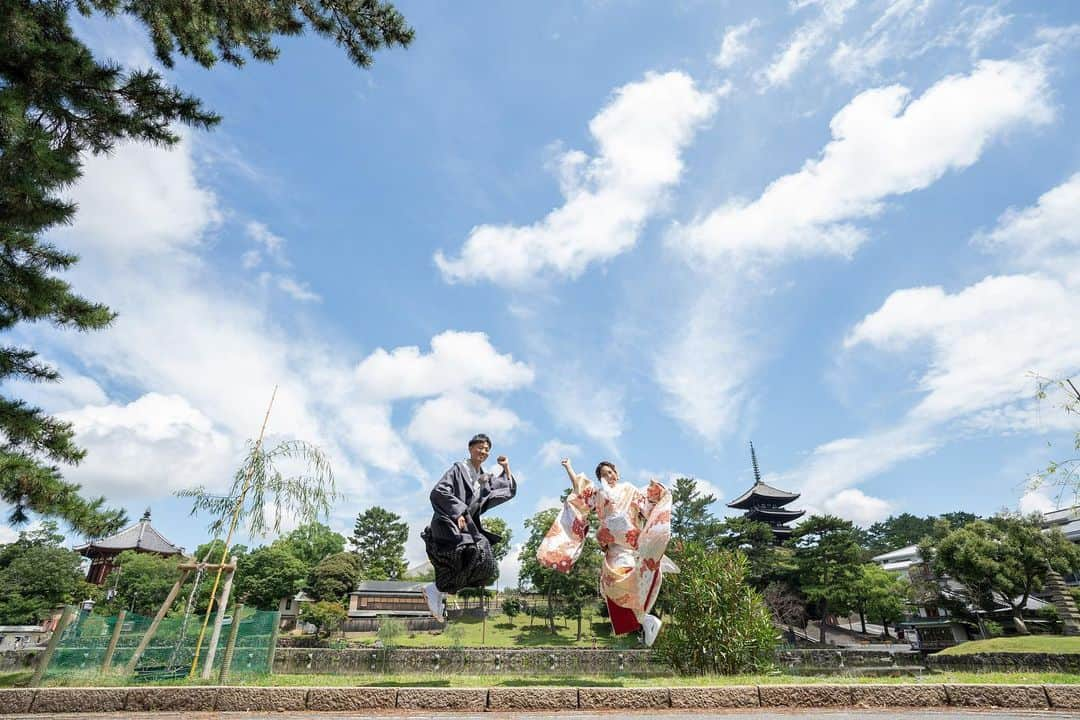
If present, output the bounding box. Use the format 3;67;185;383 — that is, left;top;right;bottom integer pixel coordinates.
846;563;909;636
501;596;521;626
670;477;717;543
863;514;937;556
308;551;363;602
349;506;408;580
275;522;345;568
0;522;90;623
483;516;512;567
788;515;863;643
712;516;792;588
926;514;1080;635
299;600;346;638
93;549;184;616
518;508;601;636
1;1;412;536
235;544;308;609
655;545;777;675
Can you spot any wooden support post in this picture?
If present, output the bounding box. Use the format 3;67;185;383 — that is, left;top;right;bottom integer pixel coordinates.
31;605;74;687
218;603;244;684
100;609;126;673
124;569;190;675
200;558;237;679
266;610;282;675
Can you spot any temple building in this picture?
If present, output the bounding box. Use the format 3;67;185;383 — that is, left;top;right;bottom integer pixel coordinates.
726;442;805;543
75;509;184;584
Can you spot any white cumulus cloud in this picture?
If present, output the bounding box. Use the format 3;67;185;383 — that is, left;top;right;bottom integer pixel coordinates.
435;71;720;286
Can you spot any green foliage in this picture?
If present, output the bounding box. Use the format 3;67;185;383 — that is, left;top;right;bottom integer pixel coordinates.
518;508;601;634
482;516;512;567
0;522;90;623
712;516;793;588
848;564;909;636
925;514;1080;635
788;515;863;641
1;0;412;537
308;551;363;602
275;522;345;568
501;597;521;624
983;620;1004;638
235;544;308;609
94;549;182;616
349;506;408;580
864;512;980;555
1031;376;1080;504
444;622;466;649
299;600;346;638
179;439;336;540
655;544;777;675
377;617;404;648
670;477;718;543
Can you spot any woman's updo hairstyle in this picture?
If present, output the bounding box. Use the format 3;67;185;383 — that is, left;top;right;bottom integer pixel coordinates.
595;461;617;481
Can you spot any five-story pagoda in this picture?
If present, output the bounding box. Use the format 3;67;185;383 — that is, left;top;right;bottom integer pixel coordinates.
727;442;804;543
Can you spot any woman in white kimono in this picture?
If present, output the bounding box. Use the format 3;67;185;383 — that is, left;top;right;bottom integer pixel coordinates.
537;458;675;646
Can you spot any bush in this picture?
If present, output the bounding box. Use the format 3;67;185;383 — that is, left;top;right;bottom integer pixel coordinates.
982;620;1004;638
377;617;404;648
299;600;346;638
654;545;777;675
444;622;466;649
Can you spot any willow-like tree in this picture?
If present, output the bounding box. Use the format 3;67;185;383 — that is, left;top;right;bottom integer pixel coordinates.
0;0;412;536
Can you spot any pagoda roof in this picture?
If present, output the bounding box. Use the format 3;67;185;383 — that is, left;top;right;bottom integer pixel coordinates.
74;510;183;557
727;481;801;509
747;507;806;523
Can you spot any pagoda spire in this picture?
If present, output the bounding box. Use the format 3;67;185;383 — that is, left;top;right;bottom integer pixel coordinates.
750;441;762;484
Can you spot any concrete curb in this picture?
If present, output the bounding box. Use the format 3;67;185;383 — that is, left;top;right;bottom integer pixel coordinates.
0;683;1074;713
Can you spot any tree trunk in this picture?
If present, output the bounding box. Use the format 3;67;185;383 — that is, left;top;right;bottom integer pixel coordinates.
820;601;829;643
1012;606;1030;635
882;620;890;639
576;612;582;640
859;607;866;634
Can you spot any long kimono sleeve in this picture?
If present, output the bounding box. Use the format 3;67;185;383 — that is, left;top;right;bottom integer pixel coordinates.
537;473;596;574
635;480;674;575
430;464;469;521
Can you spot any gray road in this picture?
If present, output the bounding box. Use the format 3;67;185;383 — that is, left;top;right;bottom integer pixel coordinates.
7;712;1078;719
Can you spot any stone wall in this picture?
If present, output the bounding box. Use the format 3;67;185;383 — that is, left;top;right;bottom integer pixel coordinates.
927;652;1080;673
2;683;1078;714
0;649;39;671
274;647;662;675
273;647;924;676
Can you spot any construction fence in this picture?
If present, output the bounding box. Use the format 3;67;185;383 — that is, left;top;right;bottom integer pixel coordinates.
40;607;279;683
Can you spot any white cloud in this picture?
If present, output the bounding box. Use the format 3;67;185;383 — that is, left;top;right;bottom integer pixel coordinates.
537;439;583;466
534;496;562;513
829;0;932;82
276;276;321;303
654;287;756;442
0;524;21;545
975;172;1080;283
845;274;1080;424
245;221;289;267
714;19;760;69
672;57;1052;265
758;0;855;89
544;368;626;449
406;391;524;453
1018;487;1057;515
822;488;893;526
355;331;533;401
58;393;234;499
435;71;720;286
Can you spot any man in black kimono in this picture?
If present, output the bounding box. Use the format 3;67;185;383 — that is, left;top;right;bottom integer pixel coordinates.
421;433;516;621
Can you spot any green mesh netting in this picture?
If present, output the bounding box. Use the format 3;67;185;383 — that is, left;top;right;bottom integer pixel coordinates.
43;608;279;682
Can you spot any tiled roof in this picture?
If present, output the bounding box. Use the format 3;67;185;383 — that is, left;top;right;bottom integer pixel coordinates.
351;580;425;594
74;510;183;556
727;481;800;509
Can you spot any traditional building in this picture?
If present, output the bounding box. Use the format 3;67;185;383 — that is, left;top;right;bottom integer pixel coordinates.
726;442;805;543
75;509;184;584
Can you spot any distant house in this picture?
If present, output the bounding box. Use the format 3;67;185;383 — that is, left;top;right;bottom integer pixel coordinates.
871;544;971;651
278;591;314;631
347;581;429;618
0;625;48;651
74;509;183;585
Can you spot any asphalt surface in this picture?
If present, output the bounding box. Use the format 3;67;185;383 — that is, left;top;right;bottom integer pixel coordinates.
7;711;1078;719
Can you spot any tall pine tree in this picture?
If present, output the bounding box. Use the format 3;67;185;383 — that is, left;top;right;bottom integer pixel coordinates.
670;476;717;543
349;506;408;580
0;1;412;536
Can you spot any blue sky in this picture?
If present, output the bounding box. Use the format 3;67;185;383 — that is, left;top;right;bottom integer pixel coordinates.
4;0;1080;586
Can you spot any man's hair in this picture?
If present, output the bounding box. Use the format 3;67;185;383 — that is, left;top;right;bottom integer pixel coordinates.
468;433;492;448
595;461;617;481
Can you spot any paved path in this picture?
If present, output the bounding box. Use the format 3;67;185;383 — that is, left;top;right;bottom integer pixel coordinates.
7;711;1075;719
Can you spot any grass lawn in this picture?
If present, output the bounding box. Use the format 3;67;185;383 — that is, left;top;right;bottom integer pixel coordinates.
15;670;1080;688
337;611;641;649
937;636;1080;655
